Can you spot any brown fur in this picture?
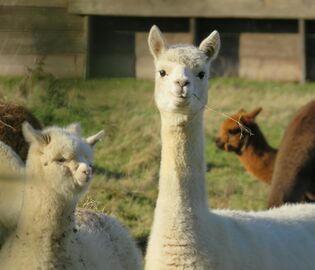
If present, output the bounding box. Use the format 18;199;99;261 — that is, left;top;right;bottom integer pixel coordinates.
216;107;277;185
0;102;41;161
268;100;315;208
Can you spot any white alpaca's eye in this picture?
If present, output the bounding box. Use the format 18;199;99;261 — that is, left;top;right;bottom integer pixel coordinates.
197;71;205;79
159;70;167;77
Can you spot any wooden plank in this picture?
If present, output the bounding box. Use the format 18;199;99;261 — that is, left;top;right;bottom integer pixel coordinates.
83;16;91;79
0;54;84;78
240;33;300;59
240;57;301;82
68;0;315;19
0;31;85;54
0;7;83;31
189;18;198;46
239;33;301;82
1;0;66;7
298;19;306;83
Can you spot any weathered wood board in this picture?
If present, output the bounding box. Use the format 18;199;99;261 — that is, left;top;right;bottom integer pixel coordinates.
239;33;302;82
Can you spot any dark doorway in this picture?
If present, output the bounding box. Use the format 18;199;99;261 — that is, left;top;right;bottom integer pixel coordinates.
88;16;189;78
89;16;135;77
306;20;315;81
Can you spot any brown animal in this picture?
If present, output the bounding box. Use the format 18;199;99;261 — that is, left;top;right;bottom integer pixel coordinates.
216;107;277;185
0;102;41;161
268;100;315;208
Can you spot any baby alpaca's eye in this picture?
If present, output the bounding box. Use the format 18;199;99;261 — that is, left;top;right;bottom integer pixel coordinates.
159;70;167;77
197;71;205;79
56;157;66;163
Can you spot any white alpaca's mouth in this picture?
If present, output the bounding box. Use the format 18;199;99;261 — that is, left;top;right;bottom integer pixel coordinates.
74;174;92;188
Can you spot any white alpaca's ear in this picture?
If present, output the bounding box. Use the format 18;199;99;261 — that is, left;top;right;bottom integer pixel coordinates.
199;30;221;61
22;122;50;145
66;122;81;135
86;130;105;146
148;25;167;59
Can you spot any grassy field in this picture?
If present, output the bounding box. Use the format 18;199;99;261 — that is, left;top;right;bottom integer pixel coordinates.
0;72;314;252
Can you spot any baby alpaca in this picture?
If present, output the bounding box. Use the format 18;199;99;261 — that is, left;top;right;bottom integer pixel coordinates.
216;108;277;184
268;99;315;207
0;123;142;270
145;25;315;270
0;102;41;161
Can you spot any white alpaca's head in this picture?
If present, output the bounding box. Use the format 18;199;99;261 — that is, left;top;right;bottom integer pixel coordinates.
148;25;220;116
22;122;104;200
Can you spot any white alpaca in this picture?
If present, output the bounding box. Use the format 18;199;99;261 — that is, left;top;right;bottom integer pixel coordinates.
0;141;24;247
0;123;142;270
145;25;315;270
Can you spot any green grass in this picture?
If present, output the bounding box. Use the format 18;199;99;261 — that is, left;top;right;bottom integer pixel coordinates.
1;75;314;252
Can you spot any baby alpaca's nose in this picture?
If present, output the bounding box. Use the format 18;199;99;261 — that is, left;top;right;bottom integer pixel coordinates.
78;163;92;176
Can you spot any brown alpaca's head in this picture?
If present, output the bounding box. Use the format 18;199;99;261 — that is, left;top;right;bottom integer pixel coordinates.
215;107;262;155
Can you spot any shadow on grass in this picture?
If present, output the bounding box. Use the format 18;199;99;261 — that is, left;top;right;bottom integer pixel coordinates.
136;235;149;256
207;162;226;172
93;165;126;180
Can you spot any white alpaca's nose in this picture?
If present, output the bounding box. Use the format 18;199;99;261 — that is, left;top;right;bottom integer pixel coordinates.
173;78;190;97
78;163;92;177
176;79;190;88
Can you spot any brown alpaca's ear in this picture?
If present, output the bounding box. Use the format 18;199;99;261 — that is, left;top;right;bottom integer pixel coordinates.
239;114;250;125
247;107;262;120
238;108;246;114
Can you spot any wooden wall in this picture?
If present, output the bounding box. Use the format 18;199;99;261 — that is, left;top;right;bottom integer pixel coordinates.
239;33;302;82
69;0;315;19
0;1;86;78
306;21;315;81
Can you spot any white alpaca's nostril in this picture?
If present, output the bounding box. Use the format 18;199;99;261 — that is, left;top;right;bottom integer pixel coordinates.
176;79;190;88
77;163;92;177
82;167;92;176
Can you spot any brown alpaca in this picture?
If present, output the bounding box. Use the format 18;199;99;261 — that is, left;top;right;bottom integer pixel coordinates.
216;107;277;185
268;100;315;208
0;102;41;161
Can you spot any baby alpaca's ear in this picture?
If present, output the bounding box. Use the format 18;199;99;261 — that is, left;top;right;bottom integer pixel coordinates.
247;107;262;120
66;122;81;135
148;25;167;59
199;30;221;61
86;130;105;146
22;122;50;145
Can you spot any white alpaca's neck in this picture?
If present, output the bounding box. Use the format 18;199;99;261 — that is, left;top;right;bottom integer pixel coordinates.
145;111;210;269
158;112;208;214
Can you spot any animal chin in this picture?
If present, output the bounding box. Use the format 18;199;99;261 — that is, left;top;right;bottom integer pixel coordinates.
173;95;190;107
74;175;91;188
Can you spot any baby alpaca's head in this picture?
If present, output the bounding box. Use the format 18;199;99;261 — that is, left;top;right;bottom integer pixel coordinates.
148;25;220;116
22;122;104;200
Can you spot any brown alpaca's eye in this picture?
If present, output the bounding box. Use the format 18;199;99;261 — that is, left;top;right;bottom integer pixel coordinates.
228;128;241;136
159;70;167;77
197;71;205;79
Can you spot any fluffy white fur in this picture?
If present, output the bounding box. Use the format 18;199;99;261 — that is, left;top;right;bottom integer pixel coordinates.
0;140;24;247
0;123;142;270
145;25;315;270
